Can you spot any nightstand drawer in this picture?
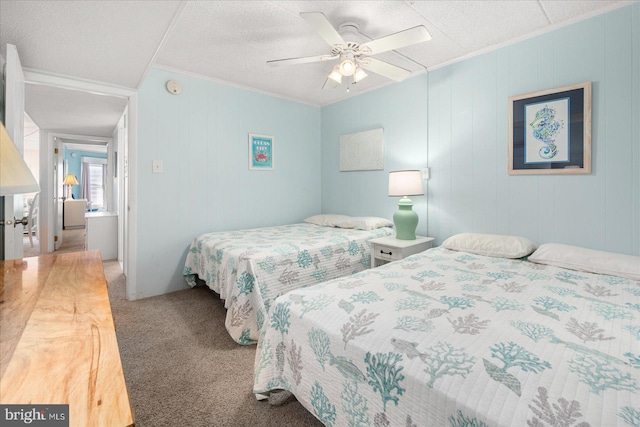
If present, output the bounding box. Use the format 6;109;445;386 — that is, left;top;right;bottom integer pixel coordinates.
369;236;435;268
375;244;403;261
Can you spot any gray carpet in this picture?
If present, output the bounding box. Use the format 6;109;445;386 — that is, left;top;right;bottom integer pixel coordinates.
23;228;86;258
104;261;324;427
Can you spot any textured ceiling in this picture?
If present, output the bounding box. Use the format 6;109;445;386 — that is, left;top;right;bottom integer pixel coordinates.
25;85;128;137
0;0;182;88
0;0;635;136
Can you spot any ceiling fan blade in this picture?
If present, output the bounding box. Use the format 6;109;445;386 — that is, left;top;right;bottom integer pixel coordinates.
300;12;345;47
267;54;338;67
322;77;341;90
360;57;412;82
360;26;431;55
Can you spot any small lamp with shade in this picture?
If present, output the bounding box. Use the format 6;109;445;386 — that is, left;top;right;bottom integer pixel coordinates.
63;174;79;199
388;170;424;240
0;121;40;227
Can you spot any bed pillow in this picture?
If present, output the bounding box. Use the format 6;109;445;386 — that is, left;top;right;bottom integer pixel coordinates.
529;243;640;281
304;214;351;227
333;216;394;231
442;232;538;258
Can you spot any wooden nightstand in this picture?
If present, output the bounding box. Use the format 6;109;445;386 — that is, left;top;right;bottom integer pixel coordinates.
370;235;435;267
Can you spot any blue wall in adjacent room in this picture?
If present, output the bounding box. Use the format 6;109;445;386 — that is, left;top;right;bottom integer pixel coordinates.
135;68;321;298
63;149;107;199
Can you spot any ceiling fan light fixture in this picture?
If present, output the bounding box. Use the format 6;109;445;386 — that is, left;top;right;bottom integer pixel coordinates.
328;65;342;83
269;13;432;91
339;58;355;76
353;66;368;83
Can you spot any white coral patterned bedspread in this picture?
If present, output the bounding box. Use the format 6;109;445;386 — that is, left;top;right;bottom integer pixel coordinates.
254;247;640;426
183;223;394;344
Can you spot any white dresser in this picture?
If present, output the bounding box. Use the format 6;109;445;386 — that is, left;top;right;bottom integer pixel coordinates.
85;212;118;260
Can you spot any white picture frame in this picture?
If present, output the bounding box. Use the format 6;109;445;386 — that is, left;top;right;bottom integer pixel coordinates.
339;128;384;171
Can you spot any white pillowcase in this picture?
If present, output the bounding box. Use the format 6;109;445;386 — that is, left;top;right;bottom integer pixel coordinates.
529;243;640;281
304;214;351;227
442;232;538;259
333;216;394;231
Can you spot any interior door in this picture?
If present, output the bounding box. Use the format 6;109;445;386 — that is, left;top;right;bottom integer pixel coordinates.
3;44;26;260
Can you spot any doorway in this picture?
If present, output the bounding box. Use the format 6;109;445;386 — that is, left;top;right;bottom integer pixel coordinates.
22;70;136;299
54;135;113;255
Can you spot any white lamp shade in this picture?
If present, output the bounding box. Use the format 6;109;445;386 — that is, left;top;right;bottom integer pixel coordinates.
63;174;79;186
0;122;39;196
388;170;423;197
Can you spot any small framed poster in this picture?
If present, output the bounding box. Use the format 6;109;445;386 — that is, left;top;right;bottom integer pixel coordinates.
508;81;591;175
249;133;274;170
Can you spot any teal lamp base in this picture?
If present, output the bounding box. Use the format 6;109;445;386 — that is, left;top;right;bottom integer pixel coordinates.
393;197;418;240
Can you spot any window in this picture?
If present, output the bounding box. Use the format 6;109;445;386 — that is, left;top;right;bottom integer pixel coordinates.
89;163;105;210
81;157;107;211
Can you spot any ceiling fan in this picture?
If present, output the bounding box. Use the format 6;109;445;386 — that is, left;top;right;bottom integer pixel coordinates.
267;12;431;89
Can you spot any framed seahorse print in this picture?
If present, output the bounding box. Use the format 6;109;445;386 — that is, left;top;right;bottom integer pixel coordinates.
508;81;591;175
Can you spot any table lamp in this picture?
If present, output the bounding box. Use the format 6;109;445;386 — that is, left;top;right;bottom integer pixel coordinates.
1;122;39;197
388;170;423;240
63;174;79;199
0;122;40;228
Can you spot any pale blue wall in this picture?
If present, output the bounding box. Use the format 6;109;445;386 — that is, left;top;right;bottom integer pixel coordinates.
135;4;638;298
428;4;639;255
635;2;640;256
321;76;430;236
136;68;321;298
323;3;639;256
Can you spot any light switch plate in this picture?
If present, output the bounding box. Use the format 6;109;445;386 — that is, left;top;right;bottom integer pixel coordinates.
152;160;163;173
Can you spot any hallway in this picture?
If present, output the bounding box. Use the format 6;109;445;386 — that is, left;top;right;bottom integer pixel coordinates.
23;228;85;258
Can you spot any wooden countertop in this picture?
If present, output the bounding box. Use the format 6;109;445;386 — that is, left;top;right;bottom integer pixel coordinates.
0;251;134;426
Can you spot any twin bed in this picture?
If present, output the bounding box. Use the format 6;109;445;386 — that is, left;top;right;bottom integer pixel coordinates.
183;215;394;344
253;234;640;426
184;220;639;426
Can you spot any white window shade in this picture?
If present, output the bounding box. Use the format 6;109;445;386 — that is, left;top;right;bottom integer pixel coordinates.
81;157;106;210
